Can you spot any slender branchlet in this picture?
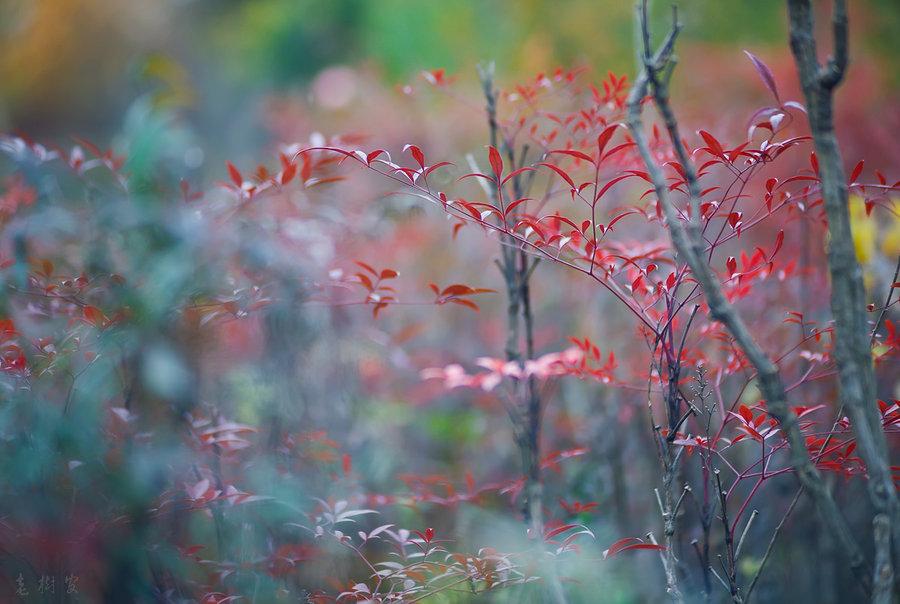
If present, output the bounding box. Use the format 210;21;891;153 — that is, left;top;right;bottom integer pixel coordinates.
477;63;567;604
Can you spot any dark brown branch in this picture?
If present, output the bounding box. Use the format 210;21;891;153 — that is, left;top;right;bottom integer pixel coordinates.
627;2;872;595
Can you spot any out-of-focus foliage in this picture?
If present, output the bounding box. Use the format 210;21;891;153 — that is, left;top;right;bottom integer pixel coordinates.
0;1;898;602
2;0;899;138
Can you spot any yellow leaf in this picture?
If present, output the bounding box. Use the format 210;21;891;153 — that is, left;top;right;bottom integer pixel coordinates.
880;214;900;257
848;195;875;264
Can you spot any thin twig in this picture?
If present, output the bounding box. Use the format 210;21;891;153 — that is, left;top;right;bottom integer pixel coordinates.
745;488;802;600
871;255;900;342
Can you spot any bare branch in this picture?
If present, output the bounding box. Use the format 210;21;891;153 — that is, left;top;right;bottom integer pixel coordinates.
787;0;899;584
734;509;758;561
873;514;895;604
627;1;872;594
745;489;802;601
871;255;900;342
820;0;848;89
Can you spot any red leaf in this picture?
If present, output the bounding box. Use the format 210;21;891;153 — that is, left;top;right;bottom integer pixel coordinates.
441;284;476;297
449;298;479;312
458;172;494;184
355;261;378;276
356;273;374;291
505;197;532;216
538;163;575;188
226;161;242;187
666;272;677;290
608;543;667;557
84;305;107;328
405;144;425;168
603;142;636;161
625;169;653;183
501;166;535;186
549;149;594;163
596;124;619;160
596;175;635;201
699;130;725;158
849;160;864;183
366;149;388;165
280;162;297;185
631;274;644;292
603;537;665;559
488;146;504;179
544;524;579;541
773;230;784;256
300;154;312;181
423;161;453;178
727;256;737;277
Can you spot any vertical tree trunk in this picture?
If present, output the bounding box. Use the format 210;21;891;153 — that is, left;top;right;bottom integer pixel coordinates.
627;2;873;595
477;64;567;604
785;1;899;593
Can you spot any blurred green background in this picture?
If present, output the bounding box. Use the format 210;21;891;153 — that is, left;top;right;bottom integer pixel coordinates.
1;0;898;145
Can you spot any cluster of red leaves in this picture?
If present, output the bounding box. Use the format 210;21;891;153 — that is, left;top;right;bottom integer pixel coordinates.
0;319;26;373
421;337;615;391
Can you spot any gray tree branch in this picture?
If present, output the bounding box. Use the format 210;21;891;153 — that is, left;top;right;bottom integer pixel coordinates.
626;2;872;596
786;0;899;593
477;63;568;604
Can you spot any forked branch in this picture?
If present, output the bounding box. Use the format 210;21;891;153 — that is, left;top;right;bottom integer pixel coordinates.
626;1;871;596
787;0;898;595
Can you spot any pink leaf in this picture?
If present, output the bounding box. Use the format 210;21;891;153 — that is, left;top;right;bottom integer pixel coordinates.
744;50;780;103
